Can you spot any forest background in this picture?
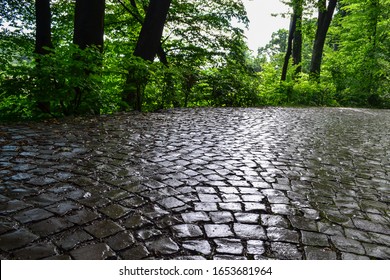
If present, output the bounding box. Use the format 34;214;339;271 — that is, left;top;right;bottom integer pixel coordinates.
0;0;389;120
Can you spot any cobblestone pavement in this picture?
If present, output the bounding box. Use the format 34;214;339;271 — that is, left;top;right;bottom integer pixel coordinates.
0;107;389;260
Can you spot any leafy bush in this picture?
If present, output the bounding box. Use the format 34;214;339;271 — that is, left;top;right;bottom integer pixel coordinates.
290;75;337;106
0;44;105;119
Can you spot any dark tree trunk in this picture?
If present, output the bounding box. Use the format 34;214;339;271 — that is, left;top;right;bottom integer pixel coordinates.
73;0;105;51
134;0;171;61
292;0;303;74
367;0;380;97
35;0;53;55
309;0;337;80
70;0;105;115
118;0;169;65
123;0;171;112
281;0;303;81
281;16;296;81
35;0;53;114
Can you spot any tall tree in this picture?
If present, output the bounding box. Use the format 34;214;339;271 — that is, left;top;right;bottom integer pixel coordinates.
35;0;53;113
73;0;105;51
133;0;171;61
35;0;52;55
292;0;303;74
281;0;303;81
309;0;337;80
116;0;168;65
122;0;172;111
69;0;105;115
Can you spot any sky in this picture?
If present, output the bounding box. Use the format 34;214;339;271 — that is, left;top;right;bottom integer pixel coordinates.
242;0;290;52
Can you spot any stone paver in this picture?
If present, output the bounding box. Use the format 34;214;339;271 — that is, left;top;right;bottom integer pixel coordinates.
1;107;390;259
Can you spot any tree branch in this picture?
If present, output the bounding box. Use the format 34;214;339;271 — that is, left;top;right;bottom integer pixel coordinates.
116;0;143;23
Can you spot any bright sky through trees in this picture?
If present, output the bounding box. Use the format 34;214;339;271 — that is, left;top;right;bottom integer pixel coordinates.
242;0;290;52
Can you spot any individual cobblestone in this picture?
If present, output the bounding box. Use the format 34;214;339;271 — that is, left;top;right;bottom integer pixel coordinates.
12;243;57;260
54;230;93;251
105;231;135;251
210;211;234;223
204;224;234;238
246;240;265;255
267;227;300;243
270;242;302;260
70;243;116;260
234;223;266;240
0;229;39;251
183;240;212;255
85;220;124;239
1;107;390;259
171;224;203;238
214;238;243;255
29;217;74;237
145;237;180;255
305;246;337;260
14;208;54;224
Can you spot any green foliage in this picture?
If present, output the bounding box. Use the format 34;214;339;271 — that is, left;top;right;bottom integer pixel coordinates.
258;63;285;105
1;44;104;119
2;0;390;121
290;74;338;106
35;45;104;116
323;0;390;108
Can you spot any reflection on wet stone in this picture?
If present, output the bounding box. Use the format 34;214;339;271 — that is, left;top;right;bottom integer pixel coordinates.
210;212;234;223
267;227;299;243
1;107;390;259
145;237;180;255
215;239;243;255
234;223;266;240
181;211;210;223
135;228;162;240
183;240;212;255
204;224;234;238
172;224;203;238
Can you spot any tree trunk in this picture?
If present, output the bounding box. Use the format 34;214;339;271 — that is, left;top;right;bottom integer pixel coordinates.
309;0;337;80
123;0;171;112
281;0;303;81
367;0;380;98
118;0;169;65
134;0;171;61
35;0;53;55
73;0;105;51
71;0;105;115
35;0;53;114
281;16;296;81
292;0;303;75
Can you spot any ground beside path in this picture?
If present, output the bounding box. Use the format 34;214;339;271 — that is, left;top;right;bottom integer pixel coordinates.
0;107;389;260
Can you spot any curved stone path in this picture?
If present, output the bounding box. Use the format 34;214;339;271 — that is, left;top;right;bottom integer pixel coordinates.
0;107;389;260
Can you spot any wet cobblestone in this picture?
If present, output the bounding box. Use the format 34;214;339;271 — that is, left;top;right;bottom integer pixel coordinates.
1;107;389;259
